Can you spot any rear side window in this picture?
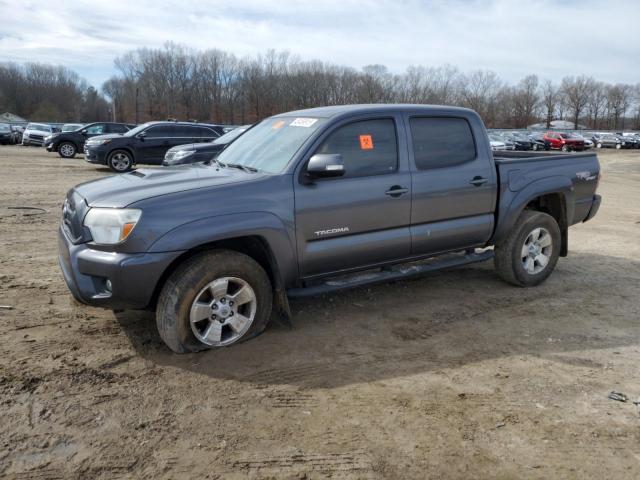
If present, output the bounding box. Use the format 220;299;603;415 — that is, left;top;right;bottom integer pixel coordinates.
410;117;476;170
315;119;397;178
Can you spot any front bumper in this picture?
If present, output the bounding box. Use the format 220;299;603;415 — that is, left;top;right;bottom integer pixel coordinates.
58;225;184;309
83;145;108;164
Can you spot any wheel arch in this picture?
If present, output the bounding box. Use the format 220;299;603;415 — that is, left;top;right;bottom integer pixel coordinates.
492;178;573;257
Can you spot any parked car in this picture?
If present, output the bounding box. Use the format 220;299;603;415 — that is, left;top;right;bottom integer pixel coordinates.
84;121;225;172
59;104;602;353
617;134;639;149
574;133;594;149
528;133;549;151
162;125;251;166
502;132;533;150
0;123;14;144
543;132;585;152
488;133;507;151
61;123;85;132
593;134;623;149
22;123;55;146
11;125;24;144
45;122;136;158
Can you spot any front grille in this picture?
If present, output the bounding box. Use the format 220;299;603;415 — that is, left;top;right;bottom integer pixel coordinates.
62;191;88;243
30;134;44;141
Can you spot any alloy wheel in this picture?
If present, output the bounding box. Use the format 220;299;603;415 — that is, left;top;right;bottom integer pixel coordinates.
521;227;553;275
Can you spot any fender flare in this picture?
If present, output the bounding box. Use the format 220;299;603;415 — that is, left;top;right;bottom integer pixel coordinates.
147;211;298;287
491;176;574;246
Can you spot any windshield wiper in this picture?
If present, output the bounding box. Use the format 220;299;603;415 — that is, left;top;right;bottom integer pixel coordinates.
223;163;258;173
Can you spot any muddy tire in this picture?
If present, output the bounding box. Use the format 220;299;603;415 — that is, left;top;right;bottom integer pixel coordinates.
156;250;273;353
494;210;561;287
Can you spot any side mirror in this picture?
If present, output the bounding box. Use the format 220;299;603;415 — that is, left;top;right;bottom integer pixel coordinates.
136;131;147;140
306;154;345;179
81;129;87;135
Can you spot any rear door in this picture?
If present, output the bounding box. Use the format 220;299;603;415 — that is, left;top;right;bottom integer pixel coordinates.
294;116;412;278
407;116;497;255
107;123;129;134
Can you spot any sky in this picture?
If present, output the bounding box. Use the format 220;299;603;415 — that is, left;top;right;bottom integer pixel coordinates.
1;0;638;89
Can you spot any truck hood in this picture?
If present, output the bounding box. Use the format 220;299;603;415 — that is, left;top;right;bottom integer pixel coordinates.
74;164;264;208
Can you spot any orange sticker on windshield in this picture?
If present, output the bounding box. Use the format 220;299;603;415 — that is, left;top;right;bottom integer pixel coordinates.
359;134;374;150
272;120;285;129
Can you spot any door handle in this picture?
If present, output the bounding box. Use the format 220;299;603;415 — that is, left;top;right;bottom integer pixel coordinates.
385;186;409;197
469;176;488;186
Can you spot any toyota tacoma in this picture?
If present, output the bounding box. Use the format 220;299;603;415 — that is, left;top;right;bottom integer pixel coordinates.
59;105;602;353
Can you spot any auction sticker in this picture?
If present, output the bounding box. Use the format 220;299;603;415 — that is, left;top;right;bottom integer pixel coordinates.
359;134;374;150
290;118;318;128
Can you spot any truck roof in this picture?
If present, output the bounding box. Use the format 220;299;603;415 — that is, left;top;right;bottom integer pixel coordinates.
275;104;476;119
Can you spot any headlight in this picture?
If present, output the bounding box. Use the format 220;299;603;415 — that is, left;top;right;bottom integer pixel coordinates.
87;139;111;146
83;208;142;244
45;135;52;142
170;150;195;162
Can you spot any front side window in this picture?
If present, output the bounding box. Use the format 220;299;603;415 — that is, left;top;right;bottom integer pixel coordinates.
146;125;177;137
86;124;105;135
314;119;397;178
410;117;476;170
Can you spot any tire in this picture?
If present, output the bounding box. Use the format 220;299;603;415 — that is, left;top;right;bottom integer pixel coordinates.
494;210;561;287
561;144;569;152
615;144;621;150
596;143;602;148
58;141;76;158
156;250;273;353
108;150;133;172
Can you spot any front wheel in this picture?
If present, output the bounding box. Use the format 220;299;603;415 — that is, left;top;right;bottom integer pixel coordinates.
561;144;569;152
615;144;622;150
494;210;561;287
108;150;133;172
156;250;273;353
596;143;602;148
58;142;77;158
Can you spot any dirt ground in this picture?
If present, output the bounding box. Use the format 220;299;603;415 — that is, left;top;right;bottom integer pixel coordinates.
0;145;639;479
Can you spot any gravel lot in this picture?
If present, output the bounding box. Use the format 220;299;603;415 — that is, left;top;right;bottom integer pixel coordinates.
1;145;639;479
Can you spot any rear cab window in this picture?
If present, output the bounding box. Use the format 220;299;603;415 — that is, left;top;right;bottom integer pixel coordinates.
314;118;398;178
409;117;476;170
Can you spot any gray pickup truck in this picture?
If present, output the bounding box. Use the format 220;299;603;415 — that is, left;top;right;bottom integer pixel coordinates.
59;105;601;353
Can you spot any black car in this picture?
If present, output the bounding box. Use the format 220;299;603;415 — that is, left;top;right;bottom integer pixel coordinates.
45;122;136;158
502;132;533;151
528;132;549;151
84;121;226;172
0;123;14;144
162;125;251;166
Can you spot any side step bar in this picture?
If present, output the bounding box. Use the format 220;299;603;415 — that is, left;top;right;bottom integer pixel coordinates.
287;249;494;299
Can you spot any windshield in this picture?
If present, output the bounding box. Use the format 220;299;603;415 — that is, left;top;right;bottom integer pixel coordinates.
215;117;327;173
124;123;152;137
27;123;52;132
0;124;10;132
212;125;250;145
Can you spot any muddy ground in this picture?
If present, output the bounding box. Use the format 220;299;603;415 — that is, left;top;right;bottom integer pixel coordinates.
0;145;639;479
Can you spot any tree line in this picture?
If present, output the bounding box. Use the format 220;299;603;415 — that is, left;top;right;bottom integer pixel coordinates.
0;63;111;122
2;43;639;129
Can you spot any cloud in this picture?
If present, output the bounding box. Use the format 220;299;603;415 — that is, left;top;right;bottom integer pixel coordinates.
1;0;638;88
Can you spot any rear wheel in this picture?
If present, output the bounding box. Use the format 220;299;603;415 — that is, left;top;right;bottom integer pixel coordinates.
596;142;602;148
58;142;77;158
156;250;273;353
494;210;561;287
615;143;622;150
561;144;569;152
108;150;133;172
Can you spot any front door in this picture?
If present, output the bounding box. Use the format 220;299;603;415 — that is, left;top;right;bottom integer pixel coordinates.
407;116;497;255
294;117;412;278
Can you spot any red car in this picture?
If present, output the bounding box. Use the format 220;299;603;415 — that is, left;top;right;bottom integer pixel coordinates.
543;132;585;152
